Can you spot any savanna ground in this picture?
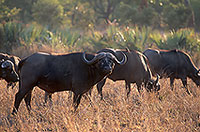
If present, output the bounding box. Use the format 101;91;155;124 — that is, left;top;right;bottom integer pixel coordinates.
1;1;200;131
0;78;200;132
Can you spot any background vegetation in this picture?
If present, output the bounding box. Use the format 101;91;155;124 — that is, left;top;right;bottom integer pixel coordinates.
0;0;200;58
1;0;200;131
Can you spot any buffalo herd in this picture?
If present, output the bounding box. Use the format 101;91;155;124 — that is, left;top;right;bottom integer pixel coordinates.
0;48;199;115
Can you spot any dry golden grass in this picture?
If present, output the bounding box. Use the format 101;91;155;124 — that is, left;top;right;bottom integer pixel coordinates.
0;78;200;132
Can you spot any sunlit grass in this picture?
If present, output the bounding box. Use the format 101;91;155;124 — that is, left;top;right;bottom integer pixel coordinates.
0;78;200;131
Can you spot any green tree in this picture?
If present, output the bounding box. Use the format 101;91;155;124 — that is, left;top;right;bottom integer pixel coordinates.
162;1;192;30
4;0;37;23
59;0;95;29
0;0;20;22
191;0;200;30
85;0;122;23
32;0;64;29
114;0;159;27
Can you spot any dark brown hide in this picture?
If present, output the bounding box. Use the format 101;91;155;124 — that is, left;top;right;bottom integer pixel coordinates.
143;48;200;94
12;51;126;114
96;48;160;99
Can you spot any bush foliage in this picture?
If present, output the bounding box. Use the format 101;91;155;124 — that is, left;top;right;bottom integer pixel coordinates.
0;22;200;64
0;0;200;62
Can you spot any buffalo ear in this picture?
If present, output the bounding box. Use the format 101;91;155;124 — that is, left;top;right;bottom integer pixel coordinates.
1;59;6;68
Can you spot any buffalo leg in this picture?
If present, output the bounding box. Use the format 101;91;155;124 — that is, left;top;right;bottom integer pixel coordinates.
44;92;52;104
73;94;77;104
68;91;73;99
97;79;106;100
44;92;48;103
12;78;35;115
73;94;83;111
11;82;17;89
84;89;92;99
76;94;82;109
12;88;32;115
7;82;16;89
24;90;32;113
24;90;33;112
125;81;131;97
181;78;190;95
88;89;92;96
6;82;12;89
136;83;142;95
170;77;175;91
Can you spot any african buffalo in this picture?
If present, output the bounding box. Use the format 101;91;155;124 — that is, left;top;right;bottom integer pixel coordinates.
12;51;127;114
0;53;51;101
143;48;200;94
0;59;19;83
96;48;160;99
0;53;21;88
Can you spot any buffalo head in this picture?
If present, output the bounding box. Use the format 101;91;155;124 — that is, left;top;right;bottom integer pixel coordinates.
192;69;200;86
0;59;19;82
146;75;160;92
83;52;127;75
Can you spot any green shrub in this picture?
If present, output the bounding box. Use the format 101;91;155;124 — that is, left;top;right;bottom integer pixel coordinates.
151;29;199;50
1;21;200;64
191;0;200;31
32;0;64;29
0;22;23;52
162;3;192;30
87;25;150;52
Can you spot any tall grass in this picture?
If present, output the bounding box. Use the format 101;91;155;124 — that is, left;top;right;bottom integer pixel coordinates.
0;79;200;131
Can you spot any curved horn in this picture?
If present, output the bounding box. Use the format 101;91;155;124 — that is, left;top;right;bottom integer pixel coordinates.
155;74;160;84
82;52;106;65
110;51;127;65
1;60;12;69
